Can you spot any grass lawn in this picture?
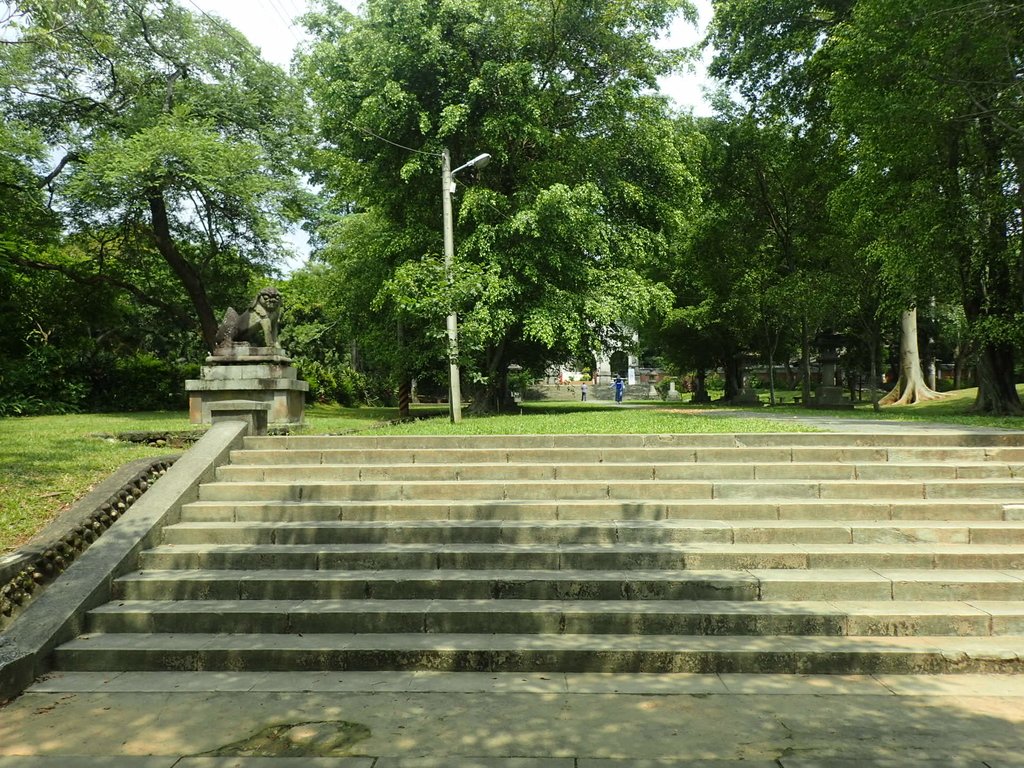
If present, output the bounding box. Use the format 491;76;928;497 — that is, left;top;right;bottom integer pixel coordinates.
367;401;818;435
755;384;1024;431
0;412;188;553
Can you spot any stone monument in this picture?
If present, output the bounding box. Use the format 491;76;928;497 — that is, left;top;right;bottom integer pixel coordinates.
185;287;308;424
812;333;853;409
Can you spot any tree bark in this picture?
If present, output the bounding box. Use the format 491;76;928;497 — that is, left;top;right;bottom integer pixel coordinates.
800;316;811;405
878;307;944;406
397;379;411;419
468;340;516;414
972;342;1022;415
148;189;219;352
869;336;880;413
723;354;743;401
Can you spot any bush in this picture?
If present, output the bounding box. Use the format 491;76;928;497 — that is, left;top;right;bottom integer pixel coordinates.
655;377;677;401
704;372;725;391
0;392;47;417
298;358;351;405
297;357;397;407
0;348;87;416
84;352;195;411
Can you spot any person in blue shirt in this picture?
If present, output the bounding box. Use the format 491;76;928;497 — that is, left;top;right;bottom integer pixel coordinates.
614;375;624;403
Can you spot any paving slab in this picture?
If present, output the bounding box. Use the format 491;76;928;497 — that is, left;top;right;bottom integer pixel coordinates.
4;684;1024;763
374;760;573;767
578;762;780;768
778;760;989;768
178;761;372;768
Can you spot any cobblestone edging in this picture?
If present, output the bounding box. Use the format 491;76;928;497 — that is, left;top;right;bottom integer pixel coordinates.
0;456;178;626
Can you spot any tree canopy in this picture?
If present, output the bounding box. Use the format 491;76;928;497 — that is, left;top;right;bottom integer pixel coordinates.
708;0;1024;413
1;0;309;352
1;0;1021;417
300;0;698;409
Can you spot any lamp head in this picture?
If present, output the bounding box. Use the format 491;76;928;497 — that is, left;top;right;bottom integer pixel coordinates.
451;152;492;175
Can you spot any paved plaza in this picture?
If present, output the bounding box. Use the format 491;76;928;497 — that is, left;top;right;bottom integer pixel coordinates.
3;671;1024;765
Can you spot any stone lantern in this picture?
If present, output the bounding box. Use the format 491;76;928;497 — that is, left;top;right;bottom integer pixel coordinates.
812;332;853;409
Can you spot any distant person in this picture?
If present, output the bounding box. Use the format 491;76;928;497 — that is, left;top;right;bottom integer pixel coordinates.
581;382;588;401
614;375;624;403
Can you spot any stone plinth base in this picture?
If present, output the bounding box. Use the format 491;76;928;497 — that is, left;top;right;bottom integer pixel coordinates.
811;386;854;410
730;390;763;407
186;344;308;425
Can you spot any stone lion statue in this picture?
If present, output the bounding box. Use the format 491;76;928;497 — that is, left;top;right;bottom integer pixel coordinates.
214;287;282;350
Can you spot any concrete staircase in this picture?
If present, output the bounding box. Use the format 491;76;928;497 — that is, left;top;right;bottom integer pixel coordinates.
52;432;1024;675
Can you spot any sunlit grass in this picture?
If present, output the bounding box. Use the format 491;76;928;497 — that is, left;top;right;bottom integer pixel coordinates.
366;402;820;435
763;384;1024;430
0;412;188;552
296;403;446;433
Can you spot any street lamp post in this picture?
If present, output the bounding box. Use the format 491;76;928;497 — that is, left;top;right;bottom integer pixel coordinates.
441;147;490;424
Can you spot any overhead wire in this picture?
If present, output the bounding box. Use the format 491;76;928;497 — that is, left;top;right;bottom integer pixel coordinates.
346;119;442;157
262;0;304;45
180;0;261;54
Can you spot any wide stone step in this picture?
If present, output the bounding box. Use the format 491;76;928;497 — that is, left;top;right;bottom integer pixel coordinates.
136;542;1024;571
178;498;1010;523
227;445;1024;466
242;432;1024;450
213;461;1022;483
84;598;1021;636
194;478;1024;503
160;519;1024;546
52;631;1024;674
114;568;1024;602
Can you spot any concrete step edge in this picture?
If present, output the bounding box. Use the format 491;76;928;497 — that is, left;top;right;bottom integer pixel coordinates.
140;542;1024;553
55;631;1024;653
88;598;1020;616
114;567;1024;583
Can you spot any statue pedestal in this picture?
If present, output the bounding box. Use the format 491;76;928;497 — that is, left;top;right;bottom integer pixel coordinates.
812;385;854;410
185;344;308;425
730;389;763;407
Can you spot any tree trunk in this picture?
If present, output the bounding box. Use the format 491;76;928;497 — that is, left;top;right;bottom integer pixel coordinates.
869;336;880;413
398;379;411;419
972;342;1023;415
467;341;516;414
692;368;710;403
800;316;811;405
148;189;219;352
762;316;778;406
878;307;944;406
723;355;743;401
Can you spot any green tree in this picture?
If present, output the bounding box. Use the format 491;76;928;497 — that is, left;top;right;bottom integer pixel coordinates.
0;0;309;352
658;105;846;403
709;0;1023;414
300;0;696;411
829;0;1024;413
